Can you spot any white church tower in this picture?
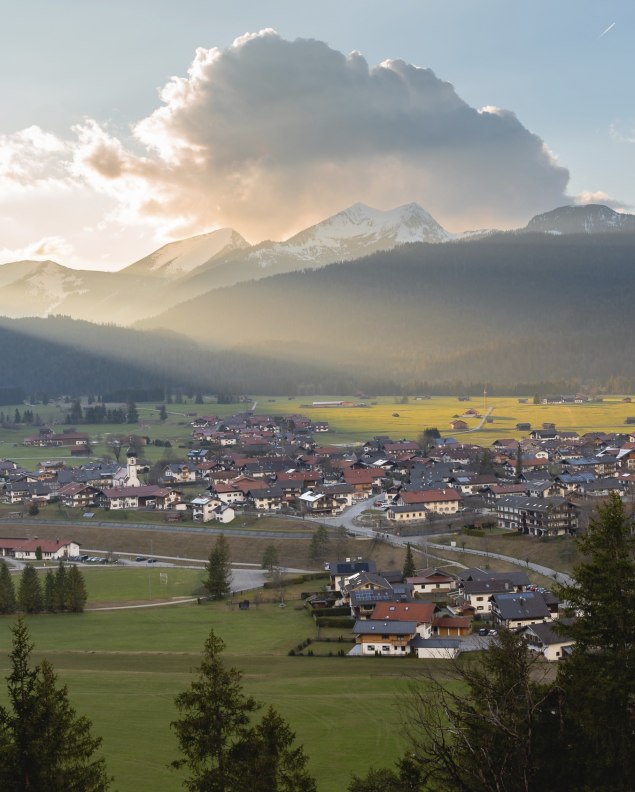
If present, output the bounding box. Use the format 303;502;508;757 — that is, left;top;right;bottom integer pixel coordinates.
125;447;141;487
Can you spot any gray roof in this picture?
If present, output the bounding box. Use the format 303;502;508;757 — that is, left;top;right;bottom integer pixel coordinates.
353;620;417;636
523;621;571;646
409;636;462;649
492;592;550;621
462;579;517;596
460;568;530;587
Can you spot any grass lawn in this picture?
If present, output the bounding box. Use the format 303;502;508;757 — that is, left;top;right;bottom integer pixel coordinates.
0;602;433;791
1;516;408;576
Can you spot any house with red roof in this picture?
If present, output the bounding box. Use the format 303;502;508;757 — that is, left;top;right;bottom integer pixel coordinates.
0;537;80;560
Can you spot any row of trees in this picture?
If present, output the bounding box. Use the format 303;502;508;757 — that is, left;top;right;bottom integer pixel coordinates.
0;561;87;615
65;398;139;425
350;493;635;791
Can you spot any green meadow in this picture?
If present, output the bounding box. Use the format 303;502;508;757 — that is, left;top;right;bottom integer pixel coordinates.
0;600;427;792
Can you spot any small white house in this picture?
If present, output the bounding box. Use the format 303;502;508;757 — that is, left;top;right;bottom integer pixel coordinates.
191;495;222;523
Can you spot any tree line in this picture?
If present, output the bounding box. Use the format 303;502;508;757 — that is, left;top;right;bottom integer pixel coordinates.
0;561;87;615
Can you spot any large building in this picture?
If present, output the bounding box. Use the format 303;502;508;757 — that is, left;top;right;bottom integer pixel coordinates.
496;496;578;536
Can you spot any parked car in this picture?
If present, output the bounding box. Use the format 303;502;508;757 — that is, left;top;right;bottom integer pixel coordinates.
135;556;146;562
488;630;498;637
147;558;157;564
478;628;489;636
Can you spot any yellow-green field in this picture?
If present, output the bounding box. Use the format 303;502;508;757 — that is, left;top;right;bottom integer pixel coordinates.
246;394;635;445
1;395;633;464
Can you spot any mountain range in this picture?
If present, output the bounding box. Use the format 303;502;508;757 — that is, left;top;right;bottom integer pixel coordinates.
1;201;635;395
2;201;632;327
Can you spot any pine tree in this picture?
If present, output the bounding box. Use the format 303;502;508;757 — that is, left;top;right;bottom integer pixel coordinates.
159;404;168;421
54;561;67;612
43;569;57;612
65;565;87;612
0;560;16;614
554;493;635;790
237;706;317;792
402;543;416;579
204;533;232;600
17;566;42;613
0;619;112;791
171;630;259;790
126;398;138;424
171;631;315;792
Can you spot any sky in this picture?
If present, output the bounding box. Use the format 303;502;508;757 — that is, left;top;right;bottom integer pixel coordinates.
0;0;633;270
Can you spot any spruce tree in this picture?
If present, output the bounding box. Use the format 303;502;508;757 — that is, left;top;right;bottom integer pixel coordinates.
237;706;317;792
172;631;315;792
17;566;42;614
0;619;112;791
555;493;635;790
204;533;232;600
54;561;67;612
65;565;88;612
43;568;57;612
402;543;416;579
171;630;258;790
0;560;16;614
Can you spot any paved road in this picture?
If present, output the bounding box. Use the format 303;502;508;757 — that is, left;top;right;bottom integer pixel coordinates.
423;541;573;586
310;496;572;584
5;500;572;585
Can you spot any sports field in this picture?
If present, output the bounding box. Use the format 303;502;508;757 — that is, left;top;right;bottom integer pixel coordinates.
0;594;430;791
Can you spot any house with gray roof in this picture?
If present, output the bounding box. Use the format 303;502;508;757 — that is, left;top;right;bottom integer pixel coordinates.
490;592;552;629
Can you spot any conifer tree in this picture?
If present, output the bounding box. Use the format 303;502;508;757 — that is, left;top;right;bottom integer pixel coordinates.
237;706;317;792
171;630;258;790
402;543;416;579
17;566;42;613
43;568;56;612
555;493;635;790
172;630;315;792
54;561;68;611
0;619;112;791
65;565;88;612
0;560;16;614
204;533;232;600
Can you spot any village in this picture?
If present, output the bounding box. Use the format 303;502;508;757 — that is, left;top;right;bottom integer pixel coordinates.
2;400;635;665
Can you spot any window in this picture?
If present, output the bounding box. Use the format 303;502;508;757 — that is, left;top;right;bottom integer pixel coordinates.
382;645;390;652
367;645;375;651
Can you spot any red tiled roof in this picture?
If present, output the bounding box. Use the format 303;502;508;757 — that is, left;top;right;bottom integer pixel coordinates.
372;601;436;623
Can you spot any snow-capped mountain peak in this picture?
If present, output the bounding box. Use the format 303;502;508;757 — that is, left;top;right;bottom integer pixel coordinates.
125;228;250;278
525;204;635;235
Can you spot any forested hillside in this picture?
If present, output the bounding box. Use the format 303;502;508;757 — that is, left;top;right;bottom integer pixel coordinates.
139;232;635;387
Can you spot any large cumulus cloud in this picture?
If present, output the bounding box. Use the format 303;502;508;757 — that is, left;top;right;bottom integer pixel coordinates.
107;29;570;238
1;30;578;264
